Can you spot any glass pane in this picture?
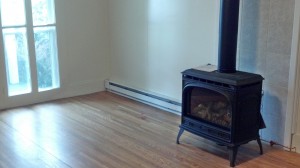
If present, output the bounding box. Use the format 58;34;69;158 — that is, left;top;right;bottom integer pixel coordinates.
0;0;26;26
31;0;55;26
34;26;59;91
190;87;232;128
3;28;32;96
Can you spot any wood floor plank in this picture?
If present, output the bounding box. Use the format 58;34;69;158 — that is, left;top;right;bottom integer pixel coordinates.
0;119;70;168
0;91;299;168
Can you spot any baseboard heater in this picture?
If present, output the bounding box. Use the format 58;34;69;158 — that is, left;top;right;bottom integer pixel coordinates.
105;80;181;114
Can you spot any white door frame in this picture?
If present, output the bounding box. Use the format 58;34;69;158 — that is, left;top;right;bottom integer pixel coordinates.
284;0;300;151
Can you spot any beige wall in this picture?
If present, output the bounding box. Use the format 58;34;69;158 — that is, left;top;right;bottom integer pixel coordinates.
109;0;219;100
56;0;110;97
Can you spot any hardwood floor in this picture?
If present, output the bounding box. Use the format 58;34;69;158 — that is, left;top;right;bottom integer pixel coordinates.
0;91;299;168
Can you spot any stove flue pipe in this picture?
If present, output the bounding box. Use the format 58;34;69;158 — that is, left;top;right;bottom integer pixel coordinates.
218;0;240;73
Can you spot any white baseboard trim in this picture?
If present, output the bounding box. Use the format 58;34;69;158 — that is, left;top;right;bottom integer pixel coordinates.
105;80;181;115
292;134;300;153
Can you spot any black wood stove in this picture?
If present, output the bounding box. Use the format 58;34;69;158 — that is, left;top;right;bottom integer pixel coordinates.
177;68;265;167
176;0;265;167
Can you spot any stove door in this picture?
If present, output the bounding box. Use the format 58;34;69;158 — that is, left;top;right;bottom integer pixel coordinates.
182;84;233;129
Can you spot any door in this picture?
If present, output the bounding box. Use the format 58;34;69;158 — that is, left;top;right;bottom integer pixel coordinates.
0;0;60;109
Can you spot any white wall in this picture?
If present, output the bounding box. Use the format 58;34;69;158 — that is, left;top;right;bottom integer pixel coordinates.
0;0;110;109
109;0;219;100
56;0;109;97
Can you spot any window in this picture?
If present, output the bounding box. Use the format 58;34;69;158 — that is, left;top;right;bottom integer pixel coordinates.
31;0;59;91
0;0;59;96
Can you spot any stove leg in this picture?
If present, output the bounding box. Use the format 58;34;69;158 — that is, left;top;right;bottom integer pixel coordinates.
176;128;184;144
257;137;263;155
228;146;239;167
